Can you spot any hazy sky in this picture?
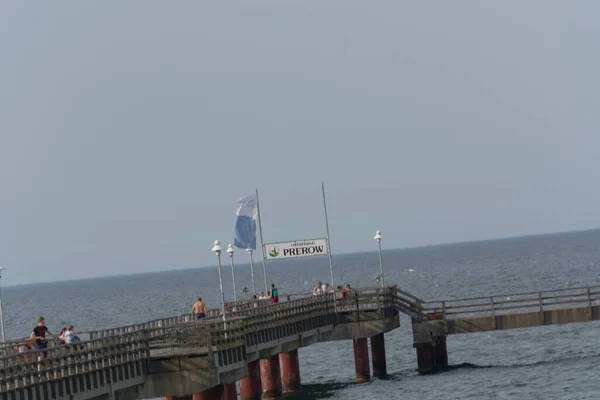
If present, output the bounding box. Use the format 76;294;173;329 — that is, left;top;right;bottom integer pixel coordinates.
2;1;599;286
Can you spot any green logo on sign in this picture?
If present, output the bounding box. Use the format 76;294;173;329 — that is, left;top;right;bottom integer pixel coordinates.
269;246;280;257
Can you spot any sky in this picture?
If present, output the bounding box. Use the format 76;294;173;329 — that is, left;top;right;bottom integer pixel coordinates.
1;1;600;286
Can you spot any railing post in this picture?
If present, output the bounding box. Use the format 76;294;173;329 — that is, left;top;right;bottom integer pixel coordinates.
207;326;214;367
490;297;496;330
587;286;592;321
441;301;447;321
538;291;544;325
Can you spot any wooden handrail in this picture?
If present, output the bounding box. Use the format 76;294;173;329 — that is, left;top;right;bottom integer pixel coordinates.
424;285;600;305
426;288;599;318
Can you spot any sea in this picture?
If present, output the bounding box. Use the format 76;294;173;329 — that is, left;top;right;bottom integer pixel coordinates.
3;229;600;399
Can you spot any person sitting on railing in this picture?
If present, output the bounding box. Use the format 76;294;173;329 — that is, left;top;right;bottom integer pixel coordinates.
64;325;81;344
58;327;67;345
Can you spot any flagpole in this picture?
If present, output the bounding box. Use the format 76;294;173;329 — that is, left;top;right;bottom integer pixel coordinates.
322;182;335;287
247;249;257;297
256;188;269;293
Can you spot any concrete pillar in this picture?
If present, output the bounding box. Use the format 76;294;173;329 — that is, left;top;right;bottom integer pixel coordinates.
433;335;448;370
415;345;434;374
239;360;261;400
353;338;370;383
260;355;282;400
279;349;301;394
192;386;224;400
370;333;387;379
223;383;237;400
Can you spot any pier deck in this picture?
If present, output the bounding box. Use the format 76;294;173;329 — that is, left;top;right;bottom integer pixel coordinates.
1;284;599;399
0;287;418;400
421;285;600;334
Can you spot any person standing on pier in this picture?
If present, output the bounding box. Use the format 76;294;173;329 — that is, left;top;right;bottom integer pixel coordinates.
30;316;57;371
191;297;207;320
313;281;323;296
270;283;279;304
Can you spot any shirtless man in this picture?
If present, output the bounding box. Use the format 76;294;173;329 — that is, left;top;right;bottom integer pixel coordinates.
191;297;207;320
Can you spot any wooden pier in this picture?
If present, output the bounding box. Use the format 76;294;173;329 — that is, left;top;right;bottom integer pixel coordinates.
0;284;598;399
412;285;600;373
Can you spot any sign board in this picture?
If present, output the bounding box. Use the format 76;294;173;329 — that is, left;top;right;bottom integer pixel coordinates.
264;238;328;261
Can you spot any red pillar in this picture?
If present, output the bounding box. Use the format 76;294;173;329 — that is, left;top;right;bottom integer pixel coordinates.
370;333;387;379
240;360;261;400
433;335;448;370
416;345;434;374
192;385;224;400
279;349;301;394
260;355;282;400
353;338;370;383
223;383;237;400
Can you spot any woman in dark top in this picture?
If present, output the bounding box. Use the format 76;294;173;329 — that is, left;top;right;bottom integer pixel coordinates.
30;316;57;370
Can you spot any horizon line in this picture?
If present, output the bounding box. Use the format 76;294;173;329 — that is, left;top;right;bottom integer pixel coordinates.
4;226;599;289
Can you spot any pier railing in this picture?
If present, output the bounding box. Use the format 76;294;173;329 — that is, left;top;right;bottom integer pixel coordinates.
0;330;150;393
0;291;357;391
1;286;420;351
421;285;600;321
0;286;418;359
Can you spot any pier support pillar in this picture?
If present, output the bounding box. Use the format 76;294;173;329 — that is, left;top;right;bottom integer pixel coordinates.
260;355;282;400
370;333;387;379
279;349;301;394
413;314;448;374
223;383;237;400
415;345;435;374
192;385;224;400
433;335;448;371
240;360;261;400
353;338;370;383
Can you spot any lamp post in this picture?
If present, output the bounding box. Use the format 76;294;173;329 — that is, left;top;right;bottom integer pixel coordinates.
0;266;5;344
374;231;384;287
246;249;257;297
226;244;238;302
211;241;227;321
